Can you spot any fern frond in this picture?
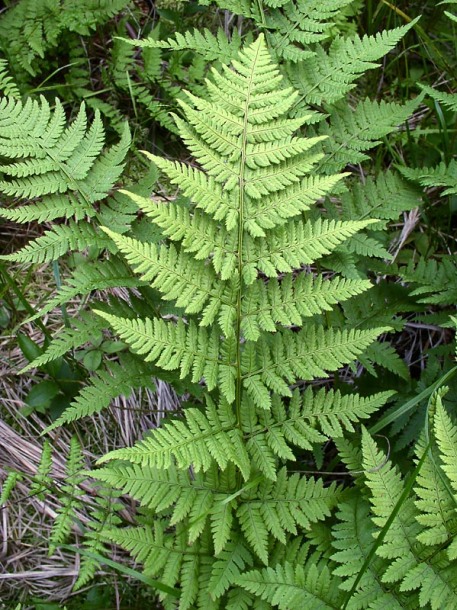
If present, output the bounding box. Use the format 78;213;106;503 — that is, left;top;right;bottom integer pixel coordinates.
0;0;129;74
331;494;409;609
209;537;253;599
94;311;232;394
287;21;416;105
1;222;112;264
29;441;53;500
143;156;238;228
265;0;356;62
237;468;339;563
26;259;142;323
237;555;343;609
241;275;371;340
419;84;457;112
434;394;457;498
59;0;130;35
74;485;123;591
98;397;250;481
242;218;376;283
0;471;22;506
92;462;237;551
359;341;409;380
401;256;457;306
0;59;19;97
0;97;131;227
20;313;105;373
243;388;393;474
242;326;388;401
45;356;156;432
121;192;240;277
318;97;421;173
77;33;409;605
101;229;225;317
49;436;85;556
120;28;242;62
414;434;457;548
399;160;457;196
362;429;457;608
102;522;212;609
340;171;421;224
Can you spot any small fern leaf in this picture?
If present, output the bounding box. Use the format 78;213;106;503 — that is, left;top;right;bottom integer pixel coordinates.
49;436;85;556
434;394;457;497
0;471;22;506
237;468;339;563
45;357;155;432
120;28;242;62
94;310;229;394
209;538;253;599
414;434;457;547
29;441;53;499
237;557;343;609
0;60;19;97
20;313;105;373
288;20;418;105
419;84;457;112
102;228;221;316
1;222;112;264
97;397;250;481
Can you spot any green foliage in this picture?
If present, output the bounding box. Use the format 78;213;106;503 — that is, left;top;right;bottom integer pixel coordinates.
82;35;414;607
2;1;457;608
0;97;130;218
122;27;243;63
239;401;457;609
401;255;457;307
49;436;86;555
73;485;123;591
0;59;20;98
0;0;131;76
400;160;457;196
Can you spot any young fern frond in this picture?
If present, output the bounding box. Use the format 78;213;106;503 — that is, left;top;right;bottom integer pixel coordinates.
49;436;85;556
419;84;457;112
0;471;23;506
73;485;123;591
29;440;53;500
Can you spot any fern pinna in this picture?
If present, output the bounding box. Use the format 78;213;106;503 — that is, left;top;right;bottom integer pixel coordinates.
88;35;395;608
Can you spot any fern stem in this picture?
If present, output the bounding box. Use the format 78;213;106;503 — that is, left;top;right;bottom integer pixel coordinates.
255;0;266;28
235;40;263;433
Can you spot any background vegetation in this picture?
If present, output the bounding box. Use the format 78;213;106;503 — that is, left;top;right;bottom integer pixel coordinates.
0;0;457;608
